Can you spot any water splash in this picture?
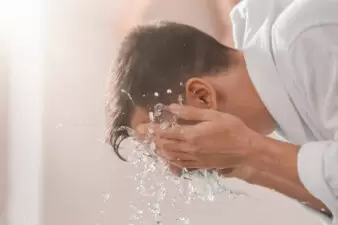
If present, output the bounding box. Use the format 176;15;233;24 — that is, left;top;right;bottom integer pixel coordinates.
177;95;184;105
122;102;246;225
121;89;136;106
152;103;177;129
117;126;136;137
176;217;190;224
102;192;111;203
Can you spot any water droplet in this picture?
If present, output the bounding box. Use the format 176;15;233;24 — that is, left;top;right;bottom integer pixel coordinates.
154;92;159;97
148;128;154;134
176;217;190;224
102;192;111;202
149;112;154;122
121;89;135;105
96;139;105;144
166;89;172;94
178;95;184;105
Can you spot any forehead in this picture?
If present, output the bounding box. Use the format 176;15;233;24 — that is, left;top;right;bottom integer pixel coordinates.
130;106;149;129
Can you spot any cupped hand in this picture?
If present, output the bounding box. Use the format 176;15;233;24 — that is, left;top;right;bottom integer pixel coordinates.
138;104;267;171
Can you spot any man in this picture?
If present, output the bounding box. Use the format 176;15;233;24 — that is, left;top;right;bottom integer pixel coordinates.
106;0;338;222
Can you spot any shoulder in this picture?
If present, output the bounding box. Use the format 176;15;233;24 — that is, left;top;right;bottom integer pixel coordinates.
272;0;338;47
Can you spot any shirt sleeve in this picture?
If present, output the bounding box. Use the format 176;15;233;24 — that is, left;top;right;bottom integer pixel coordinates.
284;25;338;220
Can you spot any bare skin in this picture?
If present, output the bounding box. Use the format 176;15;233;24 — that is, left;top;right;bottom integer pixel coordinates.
134;105;328;213
130;52;329;213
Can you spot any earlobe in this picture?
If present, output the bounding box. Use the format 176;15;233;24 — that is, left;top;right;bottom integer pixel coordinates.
184;78;218;109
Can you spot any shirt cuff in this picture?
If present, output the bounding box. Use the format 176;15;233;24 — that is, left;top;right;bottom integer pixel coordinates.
298;142;337;213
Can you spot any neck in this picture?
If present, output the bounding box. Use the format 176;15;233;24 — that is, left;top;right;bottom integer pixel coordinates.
230;51;276;134
238;52;276;134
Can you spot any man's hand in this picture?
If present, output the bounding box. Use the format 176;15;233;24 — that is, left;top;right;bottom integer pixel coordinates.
138;104;268;171
136;104;329;213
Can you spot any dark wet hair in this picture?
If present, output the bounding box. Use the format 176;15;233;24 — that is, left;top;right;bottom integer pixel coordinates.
106;21;236;161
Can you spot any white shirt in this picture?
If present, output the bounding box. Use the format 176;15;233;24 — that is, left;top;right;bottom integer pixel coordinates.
231;0;338;224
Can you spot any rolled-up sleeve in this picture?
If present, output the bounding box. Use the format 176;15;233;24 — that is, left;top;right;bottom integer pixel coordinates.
285;25;338;222
298;142;338;220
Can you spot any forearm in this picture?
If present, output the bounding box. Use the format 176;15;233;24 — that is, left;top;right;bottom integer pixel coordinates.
251;137;329;212
247;163;328;212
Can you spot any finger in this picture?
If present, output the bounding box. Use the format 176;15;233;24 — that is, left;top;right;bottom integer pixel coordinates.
170;160;209;169
159;150;195;161
221;166;256;181
156;139;195;160
169;104;219;121
218;168;236;175
136;123;183;140
154;138;195;153
136;123;169;141
155;126;192;141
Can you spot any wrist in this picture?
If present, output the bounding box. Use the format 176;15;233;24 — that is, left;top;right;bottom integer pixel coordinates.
246;137;329;211
241;130;300;181
255;136;300;179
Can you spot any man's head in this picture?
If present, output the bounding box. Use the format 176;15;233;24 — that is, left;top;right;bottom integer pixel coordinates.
106;21;275;160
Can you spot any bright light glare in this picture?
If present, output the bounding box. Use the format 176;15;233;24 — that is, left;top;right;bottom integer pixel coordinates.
0;0;42;39
1;0;45;224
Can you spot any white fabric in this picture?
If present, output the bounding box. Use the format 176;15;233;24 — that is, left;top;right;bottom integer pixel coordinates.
304;206;333;225
231;0;338;224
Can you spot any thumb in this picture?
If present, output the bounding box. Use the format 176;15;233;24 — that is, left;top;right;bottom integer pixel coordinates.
169;104;218;121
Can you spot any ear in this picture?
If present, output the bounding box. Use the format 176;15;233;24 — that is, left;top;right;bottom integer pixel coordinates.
184;78;218;109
